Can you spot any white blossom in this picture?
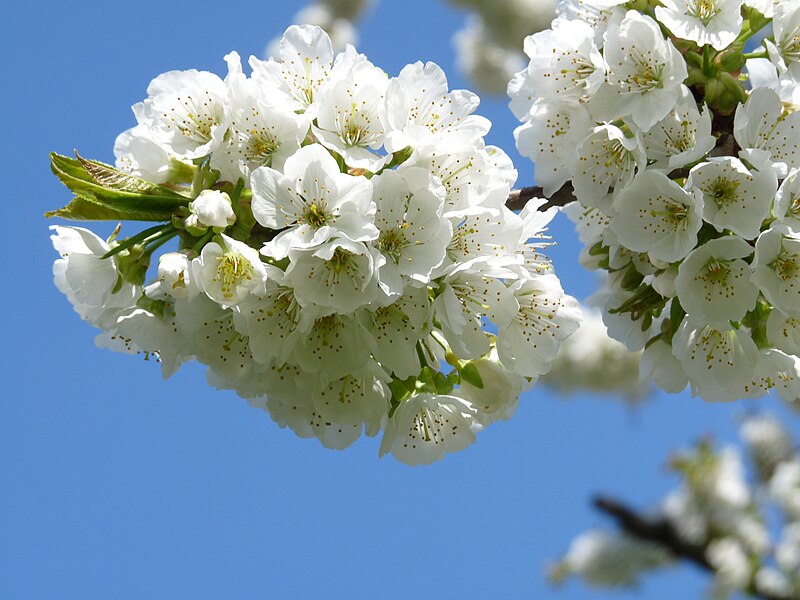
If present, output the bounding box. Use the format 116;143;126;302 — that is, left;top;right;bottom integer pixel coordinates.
192;233;268;306
610;170;703;264
655;0;744;51
675;236;758;323
752;225;800;316
379;393;477;466
186;190;235;230
589;11;688;131
686;156;778;239
672;317;759;402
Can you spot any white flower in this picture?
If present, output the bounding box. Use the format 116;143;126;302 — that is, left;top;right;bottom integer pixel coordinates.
745;57;800;109
234;280;302;366
641;87;716;171
522;18;606;104
404;143;515;212
446;207;524;268
192;233;268;306
379;392;477;466
104;307;186;378
610;170;703;264
250;25;335;114
572;124;646;211
734;87;800;177
366;285;431;379
515;101;594;198
50;225;139;329
740;414;796;482
774;168;800;230
174;295;264;396
384;61;491;153
147;251;194;299
313;52;389;171
640;337;688;393
186;190;235;230
707;537;751;590
775;523;800;576
557;530;672;587
250;144;377;259
434;259;519;359
766;308;800;354
687;156;778;239
114;124;173;184
563;201;611;245
309;362;390;449
672;317;759;402
497;273;582;377
589;11;688;131
372;168;451;286
770;459;800;521
133;68;229;160
289;312;376;384
655;0;744;51
768;1;800;80
675;236;758;323
556;0;628;45
211;53;307;182
752;225;800;315
285;238;384;315
458;348;526;427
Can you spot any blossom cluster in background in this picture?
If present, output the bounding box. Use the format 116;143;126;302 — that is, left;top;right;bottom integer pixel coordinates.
450;0;557;94
511;0;800;403
49;25;581;465
553;413;800;599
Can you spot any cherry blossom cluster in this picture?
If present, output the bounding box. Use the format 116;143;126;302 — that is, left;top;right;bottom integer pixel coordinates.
450;0;557;94
553;414;800;599
511;0;800;403
49;25;581;465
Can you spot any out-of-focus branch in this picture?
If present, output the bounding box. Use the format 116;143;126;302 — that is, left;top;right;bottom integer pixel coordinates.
593;495;795;600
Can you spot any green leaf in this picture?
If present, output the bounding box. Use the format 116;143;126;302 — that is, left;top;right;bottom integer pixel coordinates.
49;152;190;218
460;362;484;389
74;153;185;197
45;196;176;222
101;223;175;259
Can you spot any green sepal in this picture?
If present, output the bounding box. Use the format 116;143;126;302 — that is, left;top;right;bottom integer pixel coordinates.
668;297;686;342
433;370;455;395
747;8;770;34
137;295;167;318
101;224;175;259
719;46;746;72
460;362;484;389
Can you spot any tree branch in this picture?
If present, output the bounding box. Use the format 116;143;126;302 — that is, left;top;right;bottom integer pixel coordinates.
593;495;796;600
506;183;575;212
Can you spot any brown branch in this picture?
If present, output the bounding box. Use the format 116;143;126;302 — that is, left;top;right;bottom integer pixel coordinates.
593;495;797;600
506;183;575;212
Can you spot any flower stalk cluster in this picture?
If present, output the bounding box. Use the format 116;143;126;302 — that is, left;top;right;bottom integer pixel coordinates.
47;25;581;465
511;0;800;403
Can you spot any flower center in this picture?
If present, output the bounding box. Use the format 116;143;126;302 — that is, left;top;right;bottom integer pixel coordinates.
327;247;356;275
688;0;720;24
770;250;800;281
378;225;409;260
302;202;332;228
215;252;254;299
706;177;740;207
701;258;733;288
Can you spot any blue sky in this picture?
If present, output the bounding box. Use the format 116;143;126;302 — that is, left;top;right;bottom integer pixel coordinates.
2;1;797;598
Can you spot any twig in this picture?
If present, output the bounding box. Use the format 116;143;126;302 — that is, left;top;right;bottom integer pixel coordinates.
593;495;796;600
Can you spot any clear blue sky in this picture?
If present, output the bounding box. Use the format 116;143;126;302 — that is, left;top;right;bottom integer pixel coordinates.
2;1;797;598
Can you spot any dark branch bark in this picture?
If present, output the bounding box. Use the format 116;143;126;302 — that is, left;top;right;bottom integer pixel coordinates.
506;182;575;212
593;495;797;600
